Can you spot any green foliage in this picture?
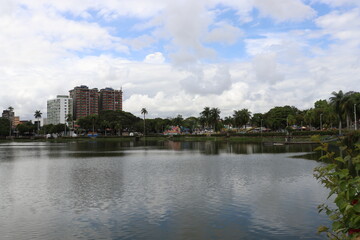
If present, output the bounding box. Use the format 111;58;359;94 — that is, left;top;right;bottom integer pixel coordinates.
0;118;10;136
292;130;338;136
76;110;142;134
16;121;35;135
172;114;184;126
233;108;252;129
314;133;360;239
250;113;263;126
264;105;299;130
199;107;221;131
42;124;68;134
183;117;199;132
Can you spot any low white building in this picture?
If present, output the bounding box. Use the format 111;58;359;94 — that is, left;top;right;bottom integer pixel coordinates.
47;95;73;125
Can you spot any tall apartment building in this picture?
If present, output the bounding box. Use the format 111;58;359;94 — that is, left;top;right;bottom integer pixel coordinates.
47;95;73;125
69;85;99;120
2;109;19;127
99;87;123;111
2;109;14;119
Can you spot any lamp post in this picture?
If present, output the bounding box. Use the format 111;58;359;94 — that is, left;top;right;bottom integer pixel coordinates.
320;113;323;131
260;119;263;136
355;104;357;131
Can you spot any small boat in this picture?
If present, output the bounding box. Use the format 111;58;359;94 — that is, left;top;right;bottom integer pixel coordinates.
263;142;284;146
273;142;284;146
87;132;98;138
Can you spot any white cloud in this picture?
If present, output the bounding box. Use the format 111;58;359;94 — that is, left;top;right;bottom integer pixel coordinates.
0;0;360;121
204;22;243;45
126;34;157;51
180;65;232;95
144;52;165;64
254;0;316;21
312;0;360;7
315;8;360;45
252;53;284;84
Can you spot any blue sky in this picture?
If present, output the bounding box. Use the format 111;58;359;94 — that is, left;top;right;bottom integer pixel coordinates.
0;0;360;120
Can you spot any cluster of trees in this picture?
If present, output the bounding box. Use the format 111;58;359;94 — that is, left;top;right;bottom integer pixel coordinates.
0;109;46;137
1;90;359;137
140;91;360;134
76;110;142;135
142;90;359;134
74;90;359;135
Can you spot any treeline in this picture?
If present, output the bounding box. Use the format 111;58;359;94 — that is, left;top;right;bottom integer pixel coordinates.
0;90;359;137
74;90;359;135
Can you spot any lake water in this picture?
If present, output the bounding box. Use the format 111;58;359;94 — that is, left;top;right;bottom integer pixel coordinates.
0;140;330;240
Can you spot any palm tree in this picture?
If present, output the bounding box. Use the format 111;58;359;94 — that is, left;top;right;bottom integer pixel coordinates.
342;91;355;130
223;116;233;127
34;110;42;134
200;107;211;128
141;108;148;136
102;120;110;136
209;107;221;131
114;122;122;136
233;109;252;129
66;114;73;136
66;114;73;128
7;106;14;137
329;90;345;135
89;114;97;134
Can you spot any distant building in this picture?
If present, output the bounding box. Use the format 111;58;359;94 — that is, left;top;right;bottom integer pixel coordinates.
99;87;123;111
69;85;123;120
2;109;14;119
2;109;19;128
69;85;99;120
163;126;181;135
47;95;73;125
13;116;20;127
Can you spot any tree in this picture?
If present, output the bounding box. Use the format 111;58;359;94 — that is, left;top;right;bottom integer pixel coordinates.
34;110;42;134
342;91;360;130
233;109;251;129
223;116;233;127
66;114;73;129
329;90;345;135
209;108;221;131
0;118;10;136
264;106;298;130
7;106;14;137
250;113;263;127
314;133;360;239
16;121;35;136
200;107;211;128
183;117;199;133
172;114;184;126
77;114;99;133
141;108;148;136
287;114;296;126
101;120;110;136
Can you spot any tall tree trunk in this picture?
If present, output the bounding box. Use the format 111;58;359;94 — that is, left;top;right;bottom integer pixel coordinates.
339;116;342;135
143;115;146;136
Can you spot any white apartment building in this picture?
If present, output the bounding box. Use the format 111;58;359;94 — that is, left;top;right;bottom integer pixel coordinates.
47;95;73;125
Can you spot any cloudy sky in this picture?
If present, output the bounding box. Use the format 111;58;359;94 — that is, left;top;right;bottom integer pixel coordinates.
1;0;359;120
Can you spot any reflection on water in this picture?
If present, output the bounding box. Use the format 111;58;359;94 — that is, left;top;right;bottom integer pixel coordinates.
0;141;329;240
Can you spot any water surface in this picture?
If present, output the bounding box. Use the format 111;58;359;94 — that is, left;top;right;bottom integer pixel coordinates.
0;141;330;239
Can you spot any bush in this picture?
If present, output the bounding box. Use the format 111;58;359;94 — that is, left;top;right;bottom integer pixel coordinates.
314;133;360;239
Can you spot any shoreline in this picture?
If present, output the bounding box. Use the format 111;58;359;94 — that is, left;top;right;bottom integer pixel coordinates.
0;134;325;144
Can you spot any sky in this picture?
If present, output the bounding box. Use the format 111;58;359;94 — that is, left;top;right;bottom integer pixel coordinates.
0;0;360;120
